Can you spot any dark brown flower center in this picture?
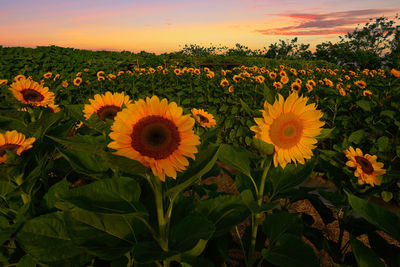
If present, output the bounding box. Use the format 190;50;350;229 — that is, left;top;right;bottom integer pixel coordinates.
355;156;374;174
21;89;44;102
0;144;20;156
197;114;209;124
131;115;180;159
293;84;300;91
96;105;121;121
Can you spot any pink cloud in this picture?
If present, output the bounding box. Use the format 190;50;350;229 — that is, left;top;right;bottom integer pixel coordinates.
257;8;398;36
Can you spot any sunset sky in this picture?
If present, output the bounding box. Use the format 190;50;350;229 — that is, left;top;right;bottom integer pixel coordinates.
1;0;399;54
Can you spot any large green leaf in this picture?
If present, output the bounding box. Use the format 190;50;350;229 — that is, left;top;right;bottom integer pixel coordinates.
193;195;250;237
58;147;110;174
218;144;252;178
17;212;90;266
346;191;400;241
170;215;215;251
262;211;303;244
60;177;144;214
269;160;316;198
102;152;148;176
349;235;385;267
48;135;108;153
262;233;319;267
65;208;148;260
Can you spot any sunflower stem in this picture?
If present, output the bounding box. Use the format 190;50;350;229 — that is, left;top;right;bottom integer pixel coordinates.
248;157;271;267
153;176;169;252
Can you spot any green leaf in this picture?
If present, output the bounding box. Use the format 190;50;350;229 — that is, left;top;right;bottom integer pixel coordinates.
262;233;319;267
262;211;303;244
346;191;400;241
48;135;107;153
60;177;144;214
65;208;147;260
218;144;252;178
317;128;335;139
349;235;385;267
42;178;69;210
16;254;37;267
29;111;63;138
348;129;365;144
241;189;279;214
170;215;215;251
17;212;90;266
376;136;389;152
252;138;274;156
356;100;371;111
193;195;250;237
102;152;148;176
239;98;254;117
380;110;396;119
262;83;274;105
166;145;220;198
58;147;110;174
269;160;316;198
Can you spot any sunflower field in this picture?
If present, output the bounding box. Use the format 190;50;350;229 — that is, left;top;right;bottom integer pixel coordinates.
0;46;400;267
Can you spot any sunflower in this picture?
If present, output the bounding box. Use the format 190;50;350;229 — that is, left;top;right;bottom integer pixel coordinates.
191;108;216;128
228;85;234;93
251;93;324;168
269;72;277;79
14;75;26;82
354;80;366;89
306;84;313;92
157;66;163;71
53;74;60;81
76;72;82;77
62;80;69;87
291;82;301;93
220;78;229;87
344;146;385;186
295;78;302;84
233;75;242;83
0;79;8;85
174;69;181;76
48;103;60;113
204;67;210;73
391;68;400;78
307;80;316;86
43;72;52;79
84;68;89;72
73;77;82;86
280;75;289;84
279;71;287;77
118;71;125;76
256;75;265;83
97;71;105;77
148;68;155;74
83;92;132;121
108;96;200;181
206;71;215;79
9;77;55;107
363;90;372;96
194;69;201;75
273;82;283;89
339;88;346;96
98;76;105;81
0;130;35;164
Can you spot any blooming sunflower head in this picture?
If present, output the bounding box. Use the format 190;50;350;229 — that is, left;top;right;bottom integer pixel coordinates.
269;72;277;79
43;72;52;79
280;75;289;84
220;78;229;87
344;146;385;186
291;82;301;93
9;77;55;107
191;108;216;128
62;80;69;87
0;79;8;85
228;85;234;93
273;82;283;89
251;93;325;168
391;68;400;78
363;90;372;96
354;80;366;89
83;92;132;121
108;96;201;181
0;130;35;164
14;75;26;82
73;77;82;86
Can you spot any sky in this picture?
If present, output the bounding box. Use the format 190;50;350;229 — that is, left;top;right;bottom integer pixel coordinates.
0;0;399;54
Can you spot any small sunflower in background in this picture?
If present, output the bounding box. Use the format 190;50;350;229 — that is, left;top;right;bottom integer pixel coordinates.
251;93;324;168
354;80;367;89
344;146;385;187
174;69;181;76
62;80;69;87
43;72;52;79
291;82;301;93
220;78;229;87
363;90;372;96
108;96;200;181
191;108;216;128
0;130;35;164
391;68;400;78
228;85;234;93
73;77;82;86
273;82;283;89
83;92;132;121
9;77;55;107
14;75;26;82
0;79;8;85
